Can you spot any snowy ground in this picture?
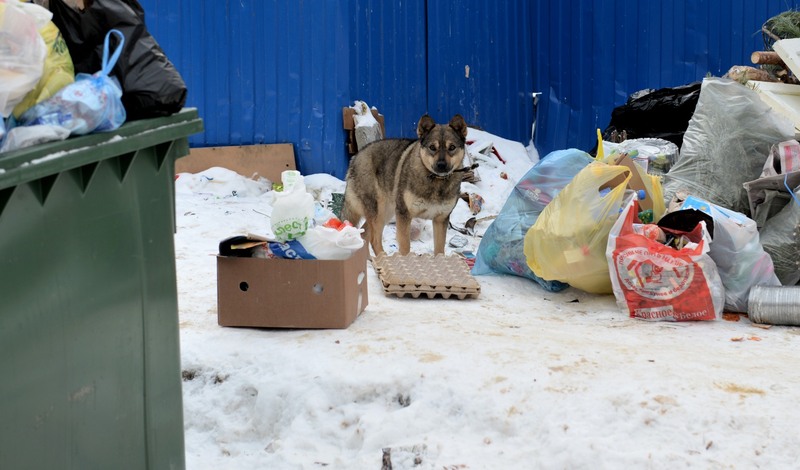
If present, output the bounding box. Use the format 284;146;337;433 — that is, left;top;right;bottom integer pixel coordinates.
174;130;800;469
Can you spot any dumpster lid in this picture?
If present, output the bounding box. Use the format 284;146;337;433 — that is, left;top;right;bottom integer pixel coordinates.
0;108;203;191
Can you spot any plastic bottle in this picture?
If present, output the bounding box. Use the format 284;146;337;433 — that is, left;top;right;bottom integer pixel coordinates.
270;170;315;241
635;189;654;223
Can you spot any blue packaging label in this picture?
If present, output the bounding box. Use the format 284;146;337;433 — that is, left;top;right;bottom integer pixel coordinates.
267;240;317;260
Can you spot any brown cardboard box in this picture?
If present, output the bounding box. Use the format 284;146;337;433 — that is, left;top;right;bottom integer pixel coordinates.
216;244;369;329
600;154;654;212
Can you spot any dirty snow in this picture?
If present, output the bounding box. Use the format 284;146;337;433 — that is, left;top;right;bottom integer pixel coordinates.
175;128;800;469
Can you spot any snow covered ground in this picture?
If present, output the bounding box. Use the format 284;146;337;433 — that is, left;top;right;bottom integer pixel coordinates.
174;129;800;469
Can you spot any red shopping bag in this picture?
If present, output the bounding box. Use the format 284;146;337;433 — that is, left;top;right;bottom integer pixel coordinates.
606;200;724;321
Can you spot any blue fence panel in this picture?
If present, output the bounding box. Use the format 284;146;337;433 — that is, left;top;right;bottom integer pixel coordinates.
139;0;800;177
349;0;427;139
530;0;800;157
426;0;534;145
141;0;352;177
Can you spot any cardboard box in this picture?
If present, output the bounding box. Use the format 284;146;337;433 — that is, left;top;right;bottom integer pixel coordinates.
216;244;369;329
611;154;654;212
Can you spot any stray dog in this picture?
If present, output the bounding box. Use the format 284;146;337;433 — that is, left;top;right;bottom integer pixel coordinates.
342;114;468;255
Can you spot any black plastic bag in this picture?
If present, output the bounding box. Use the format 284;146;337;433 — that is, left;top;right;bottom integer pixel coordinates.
49;0;187;120
601;82;701;150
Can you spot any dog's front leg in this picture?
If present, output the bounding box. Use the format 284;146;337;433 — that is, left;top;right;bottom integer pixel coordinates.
432;215;449;255
366;218;386;256
395;214;412;255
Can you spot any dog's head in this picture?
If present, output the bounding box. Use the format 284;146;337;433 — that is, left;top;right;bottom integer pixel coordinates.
416;114;468;177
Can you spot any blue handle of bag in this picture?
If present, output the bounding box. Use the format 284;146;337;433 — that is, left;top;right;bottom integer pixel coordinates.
101;29;125;76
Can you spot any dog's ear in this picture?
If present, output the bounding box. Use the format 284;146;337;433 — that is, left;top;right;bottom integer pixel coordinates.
449;114;468;140
417;114;436;138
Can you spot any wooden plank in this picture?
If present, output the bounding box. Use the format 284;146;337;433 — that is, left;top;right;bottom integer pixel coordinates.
176;144;296;183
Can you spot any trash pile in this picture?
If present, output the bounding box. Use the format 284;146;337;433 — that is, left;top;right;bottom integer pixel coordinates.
218;169;366;261
475;74;800;325
0;0;187;153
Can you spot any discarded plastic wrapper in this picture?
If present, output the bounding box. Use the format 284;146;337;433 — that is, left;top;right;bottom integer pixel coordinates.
611;138;679;176
763;140;800;177
468;193;484;214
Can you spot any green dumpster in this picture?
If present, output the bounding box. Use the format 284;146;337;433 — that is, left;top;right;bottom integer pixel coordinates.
0;109;203;469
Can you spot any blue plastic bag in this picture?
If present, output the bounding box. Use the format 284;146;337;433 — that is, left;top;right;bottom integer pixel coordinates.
17;29;126;136
472;149;594;292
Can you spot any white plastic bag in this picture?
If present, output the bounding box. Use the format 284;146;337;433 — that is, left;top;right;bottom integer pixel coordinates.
270;171;315;241
298;225;364;260
0;0;51;117
680;196;780;312
0;124;69;153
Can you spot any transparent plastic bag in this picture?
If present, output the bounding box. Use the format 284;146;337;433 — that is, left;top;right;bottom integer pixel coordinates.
679;196;780;312
12;20;75;118
524;162;633;294
471;149;594;292
759;185;800;286
662;78;795;216
0;0;50;117
17;29;126;135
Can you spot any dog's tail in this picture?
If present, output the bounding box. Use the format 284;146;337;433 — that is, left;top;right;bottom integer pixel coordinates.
341;197;368;230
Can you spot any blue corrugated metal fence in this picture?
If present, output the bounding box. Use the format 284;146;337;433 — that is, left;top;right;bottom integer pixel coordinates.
140;0;800;178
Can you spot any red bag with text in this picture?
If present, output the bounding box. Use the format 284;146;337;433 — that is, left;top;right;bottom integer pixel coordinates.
606;199;724;321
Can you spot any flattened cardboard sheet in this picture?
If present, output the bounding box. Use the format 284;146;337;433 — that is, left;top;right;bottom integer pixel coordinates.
177;144;296;183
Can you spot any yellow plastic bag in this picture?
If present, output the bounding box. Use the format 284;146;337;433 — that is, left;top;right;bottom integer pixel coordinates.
595;129;667;222
12;20;75;118
524;162;632;294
